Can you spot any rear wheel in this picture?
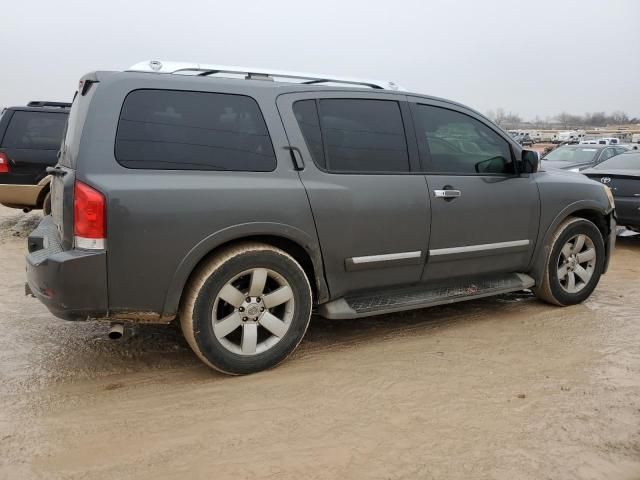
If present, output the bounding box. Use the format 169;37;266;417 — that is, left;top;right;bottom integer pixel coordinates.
535;217;605;306
180;243;312;375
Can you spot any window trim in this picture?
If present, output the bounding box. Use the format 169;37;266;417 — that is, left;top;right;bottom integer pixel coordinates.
409;101;518;177
292;97;420;175
113;88;277;172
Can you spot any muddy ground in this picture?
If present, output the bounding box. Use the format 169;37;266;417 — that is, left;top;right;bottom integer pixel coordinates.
0;204;639;480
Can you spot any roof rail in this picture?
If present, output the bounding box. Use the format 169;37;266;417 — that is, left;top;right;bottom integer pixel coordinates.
27;101;72;108
127;60;404;91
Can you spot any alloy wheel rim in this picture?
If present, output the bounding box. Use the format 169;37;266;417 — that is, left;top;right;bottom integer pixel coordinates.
557;234;596;294
212;268;294;355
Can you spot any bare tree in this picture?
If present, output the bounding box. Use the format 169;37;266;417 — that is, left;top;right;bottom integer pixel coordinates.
611;111;629;124
555;112;571;129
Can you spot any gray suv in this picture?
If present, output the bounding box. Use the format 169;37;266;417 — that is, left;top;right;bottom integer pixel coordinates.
26;61;617;374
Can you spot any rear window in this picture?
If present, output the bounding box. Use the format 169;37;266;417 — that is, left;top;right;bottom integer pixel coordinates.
543;147;599;163
115;89;276;171
2;111;67;150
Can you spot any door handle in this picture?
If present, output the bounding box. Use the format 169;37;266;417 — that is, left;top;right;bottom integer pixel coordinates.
283;146;305;171
433;189;461;199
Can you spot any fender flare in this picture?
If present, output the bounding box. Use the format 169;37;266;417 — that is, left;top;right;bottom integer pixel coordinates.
35;175;52;207
161;222;328;317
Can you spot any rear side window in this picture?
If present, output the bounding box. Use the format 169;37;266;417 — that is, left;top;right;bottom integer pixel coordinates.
2;111;67;150
115;89;276;171
292;100;326;168
293;98;409;173
412;104;514;175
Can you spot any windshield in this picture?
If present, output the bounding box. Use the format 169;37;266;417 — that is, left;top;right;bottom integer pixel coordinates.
594;153;640;170
543;147;598;163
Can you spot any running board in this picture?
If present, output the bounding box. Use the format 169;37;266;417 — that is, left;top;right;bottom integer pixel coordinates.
318;273;535;319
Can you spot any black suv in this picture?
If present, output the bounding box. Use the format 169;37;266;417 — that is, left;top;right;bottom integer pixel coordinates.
0;101;70;213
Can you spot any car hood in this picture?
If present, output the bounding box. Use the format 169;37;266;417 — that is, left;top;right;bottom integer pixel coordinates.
541;160;592;171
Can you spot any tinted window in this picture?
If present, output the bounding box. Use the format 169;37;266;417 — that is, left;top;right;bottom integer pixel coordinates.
413;105;513;174
293;100;326;168
307;99;409;172
115;90;275;171
2;111;67;150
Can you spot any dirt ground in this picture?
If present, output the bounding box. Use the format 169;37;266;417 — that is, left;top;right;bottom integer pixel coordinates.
1;205;639;480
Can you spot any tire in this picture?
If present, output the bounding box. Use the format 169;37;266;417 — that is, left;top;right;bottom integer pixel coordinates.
180;243;312;375
534;217;605;306
42;191;52;215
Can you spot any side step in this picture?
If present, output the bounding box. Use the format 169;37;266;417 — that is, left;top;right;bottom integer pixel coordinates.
318;273;535;319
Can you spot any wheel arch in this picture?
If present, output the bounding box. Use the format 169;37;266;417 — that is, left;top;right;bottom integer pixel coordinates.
162;222;329;318
35;176;52;208
529;200;613;284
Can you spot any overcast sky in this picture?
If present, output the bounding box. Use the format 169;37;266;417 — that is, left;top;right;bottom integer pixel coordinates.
2;0;639;119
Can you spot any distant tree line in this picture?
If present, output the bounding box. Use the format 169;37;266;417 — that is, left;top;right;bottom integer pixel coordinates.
485;108;639;129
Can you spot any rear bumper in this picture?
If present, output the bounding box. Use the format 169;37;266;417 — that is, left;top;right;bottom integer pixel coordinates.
0;183;44;208
25;216;108;321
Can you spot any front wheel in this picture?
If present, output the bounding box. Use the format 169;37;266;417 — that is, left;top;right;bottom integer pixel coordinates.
180;243;312;375
534;217;605;306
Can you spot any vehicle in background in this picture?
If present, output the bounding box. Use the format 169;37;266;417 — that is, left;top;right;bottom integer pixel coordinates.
26;60;616;374
541;144;627;171
582;151;640;232
632;133;640;144
581;138;621;146
511;131;533;146
530;131;543;143
557;130;585;144
0;101;70;213
540;131;558;143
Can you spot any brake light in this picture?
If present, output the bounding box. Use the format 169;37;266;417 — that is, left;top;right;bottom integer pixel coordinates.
74;181;106;250
0;152;9;173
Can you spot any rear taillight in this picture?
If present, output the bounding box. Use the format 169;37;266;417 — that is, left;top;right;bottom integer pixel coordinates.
0;152;10;173
74;180;106;250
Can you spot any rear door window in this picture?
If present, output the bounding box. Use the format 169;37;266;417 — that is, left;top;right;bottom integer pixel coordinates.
115;89;276;171
293;98;409;173
2;111;67;150
319;99;409;172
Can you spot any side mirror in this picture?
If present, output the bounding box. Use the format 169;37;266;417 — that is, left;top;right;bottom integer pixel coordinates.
520;150;539;173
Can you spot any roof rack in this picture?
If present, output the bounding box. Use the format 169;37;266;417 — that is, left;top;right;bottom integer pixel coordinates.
27;101;72;108
127;60;404;91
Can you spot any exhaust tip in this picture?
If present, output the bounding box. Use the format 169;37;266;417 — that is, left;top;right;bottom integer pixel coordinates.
108;323;124;340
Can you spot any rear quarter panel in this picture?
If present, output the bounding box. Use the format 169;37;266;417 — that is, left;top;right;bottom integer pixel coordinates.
77;74;321;318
